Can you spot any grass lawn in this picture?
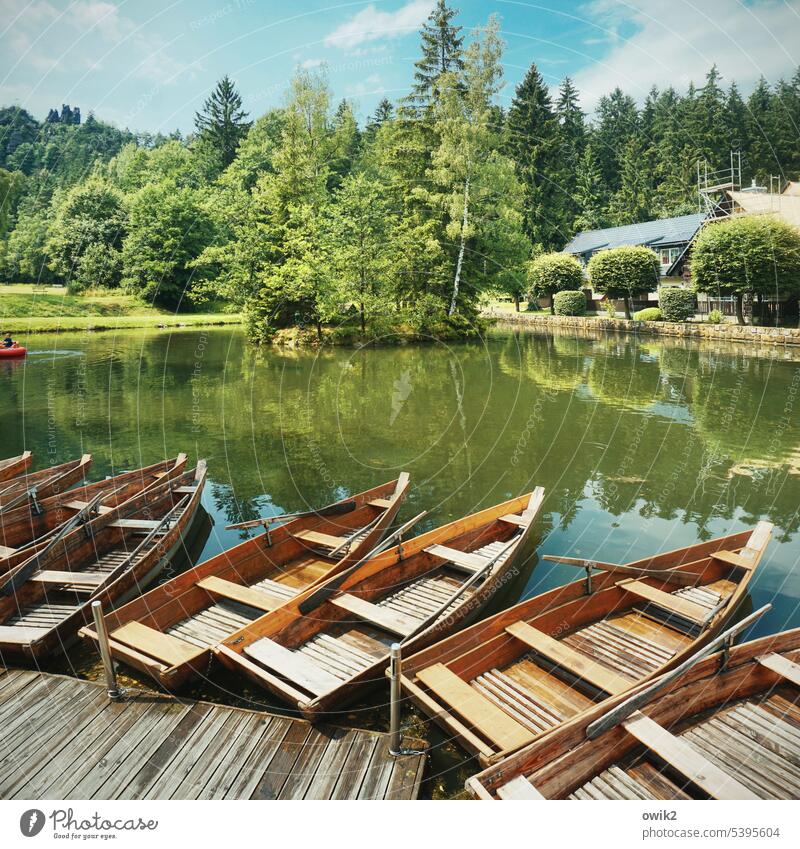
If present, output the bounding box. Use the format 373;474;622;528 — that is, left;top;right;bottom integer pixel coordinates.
0;284;242;333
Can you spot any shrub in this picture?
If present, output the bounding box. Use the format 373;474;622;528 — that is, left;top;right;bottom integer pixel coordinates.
588;246;660;318
691;215;800;324
553;289;586;316
528;253;584;314
634;307;662;322
601;298;617;318
706;309;724;324
659;288;695;322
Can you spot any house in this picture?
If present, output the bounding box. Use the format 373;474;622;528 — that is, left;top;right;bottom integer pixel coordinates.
563;213;707;279
722;181;800;230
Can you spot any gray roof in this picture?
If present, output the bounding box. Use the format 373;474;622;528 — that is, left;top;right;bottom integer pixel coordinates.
564;213;706;256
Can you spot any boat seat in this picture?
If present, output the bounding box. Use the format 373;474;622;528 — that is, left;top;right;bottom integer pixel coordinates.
0;544;16;557
111;621;206;667
30;570;105;588
0;624;49;644
293;529;349;549
497;776;545;800
172;486;197;494
64;500;113;514
757;653;800;687
622;711;758;800
367;497;393;509
710;550;754;570
425;544;488;574
330;593;419;637
505;621;630;695
197;576;284;612
110;519;161;530
416;663;534;752
498;513;527;527
616;579;709;626
245;636;340;696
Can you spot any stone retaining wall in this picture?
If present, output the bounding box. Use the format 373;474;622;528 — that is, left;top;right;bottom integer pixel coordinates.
483;310;800;346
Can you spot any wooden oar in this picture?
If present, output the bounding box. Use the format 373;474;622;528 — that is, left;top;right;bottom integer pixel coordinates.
585;603;771;739
225;499;357;531
543;555;700;587
0;495;105;595
298;511;427;614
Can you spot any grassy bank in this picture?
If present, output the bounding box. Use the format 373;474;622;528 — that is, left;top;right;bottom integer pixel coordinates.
0;284;242;334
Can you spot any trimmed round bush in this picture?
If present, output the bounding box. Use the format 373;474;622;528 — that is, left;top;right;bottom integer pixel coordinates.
587;246;660;319
659;288;695;322
528;253;584;305
706;309;724;324
633;307;662;322
553;290;586;316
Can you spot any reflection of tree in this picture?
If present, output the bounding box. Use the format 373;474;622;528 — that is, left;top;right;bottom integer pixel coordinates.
587;338;664;410
498;332;590;393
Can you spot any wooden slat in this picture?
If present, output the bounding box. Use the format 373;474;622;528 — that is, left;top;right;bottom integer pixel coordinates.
623;712;759;800
244;637;341;696
0;625;48;643
416;663;533;752
617;579;710;625
757;653;800;687
711;550;753;569
496;775;545;799
197;576;283;613
293;530;348;549
31;570;105;586
111;622;205;667
425;544;487;573
331;593;419;637
498;514;527;527
109;519;161;530
368;498;393;509
505;621;631;695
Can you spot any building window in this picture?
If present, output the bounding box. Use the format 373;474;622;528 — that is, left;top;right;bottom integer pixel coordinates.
658;247;683;275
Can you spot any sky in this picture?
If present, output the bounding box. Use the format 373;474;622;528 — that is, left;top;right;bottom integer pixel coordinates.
1;0;799;133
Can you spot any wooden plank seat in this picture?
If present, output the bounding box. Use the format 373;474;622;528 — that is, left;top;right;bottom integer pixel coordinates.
330;593;419;637
0;625;50;643
711;549;754;569
616;579;710;626
623;712;758;799
295;634;375;683
498;513;527;527
166;602;259;648
30;570;105;589
0;544;17;557
757;653;800;687
244;636;341;696
293;529;349;549
367;497;393;509
172;486;198;494
425;544;488;574
505;621;631;695
416;663;534;752
109;519;162;530
197;576;284;612
251;577;298;600
110;621;205;667
497;775;545;800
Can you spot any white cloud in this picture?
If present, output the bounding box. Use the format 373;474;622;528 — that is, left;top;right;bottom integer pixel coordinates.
346;73;385;97
574;0;800;109
324;0;433;50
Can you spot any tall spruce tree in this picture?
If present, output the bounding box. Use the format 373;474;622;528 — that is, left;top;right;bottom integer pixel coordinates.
554;77;587;243
593;87;639;191
195;75;251;169
572;144;607;232
407;0;464;111
506;62;562;249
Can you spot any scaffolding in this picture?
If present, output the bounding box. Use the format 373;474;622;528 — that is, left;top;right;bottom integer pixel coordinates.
697;151;742;216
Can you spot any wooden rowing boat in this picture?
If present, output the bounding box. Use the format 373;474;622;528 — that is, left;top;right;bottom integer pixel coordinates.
214;489;545;720
79;474;411;690
0;455;188;576
468;622;800;800
0;461;207;662
399;523;771;765
0;455;92;513
0;451;33;482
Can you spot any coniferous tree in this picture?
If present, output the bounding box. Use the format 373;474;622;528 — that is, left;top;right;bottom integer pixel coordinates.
572;144;607;232
593;88;639;191
506;62;562;249
407;0;464;111
747;77;776;179
554;77;587;242
194;75;251;169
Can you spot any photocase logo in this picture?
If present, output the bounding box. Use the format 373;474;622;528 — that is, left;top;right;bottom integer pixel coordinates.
20;809;45;837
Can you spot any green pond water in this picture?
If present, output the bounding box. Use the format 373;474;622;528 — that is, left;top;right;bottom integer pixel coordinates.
2;324;799;797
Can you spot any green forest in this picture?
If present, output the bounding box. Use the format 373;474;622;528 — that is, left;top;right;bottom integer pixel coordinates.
1;1;800;341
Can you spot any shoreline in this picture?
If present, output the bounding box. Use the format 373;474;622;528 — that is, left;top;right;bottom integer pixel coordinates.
3;313;243;335
482;309;800;347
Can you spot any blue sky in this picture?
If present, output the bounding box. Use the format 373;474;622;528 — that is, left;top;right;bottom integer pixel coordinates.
1;0;799;133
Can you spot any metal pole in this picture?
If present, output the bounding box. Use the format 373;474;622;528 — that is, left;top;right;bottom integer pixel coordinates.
91;600;120;700
389;643;402;756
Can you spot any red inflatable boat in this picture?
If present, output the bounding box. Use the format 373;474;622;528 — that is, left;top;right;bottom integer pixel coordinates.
0;345;26;358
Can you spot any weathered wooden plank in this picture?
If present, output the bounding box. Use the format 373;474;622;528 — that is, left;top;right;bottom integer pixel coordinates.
417;663;533;751
425;544;486;573
505;620;631;695
331;593;419;637
497;775;545;799
111;621;205;666
617;579;709;625
245;637;341;696
249;721;313;800
197;576;283;613
758;653;800;687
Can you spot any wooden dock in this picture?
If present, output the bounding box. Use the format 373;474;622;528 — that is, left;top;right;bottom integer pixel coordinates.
0;667;426;800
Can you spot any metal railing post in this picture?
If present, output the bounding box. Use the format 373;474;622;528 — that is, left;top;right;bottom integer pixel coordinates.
389;643;402;756
91;600;120;700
